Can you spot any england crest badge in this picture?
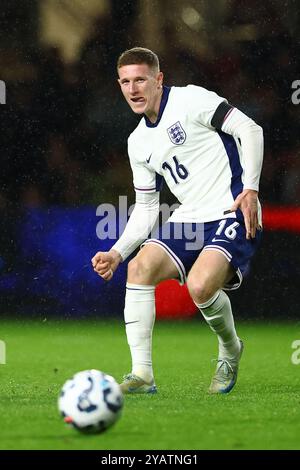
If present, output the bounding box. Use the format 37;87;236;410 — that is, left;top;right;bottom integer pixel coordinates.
167;121;186;145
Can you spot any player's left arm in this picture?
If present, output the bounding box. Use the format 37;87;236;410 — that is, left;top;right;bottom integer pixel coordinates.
211;102;264;239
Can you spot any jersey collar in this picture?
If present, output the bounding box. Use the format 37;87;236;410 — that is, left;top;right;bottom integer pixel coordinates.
144;86;171;128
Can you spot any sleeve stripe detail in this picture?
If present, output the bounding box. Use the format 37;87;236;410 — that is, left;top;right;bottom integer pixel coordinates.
223;107;235;122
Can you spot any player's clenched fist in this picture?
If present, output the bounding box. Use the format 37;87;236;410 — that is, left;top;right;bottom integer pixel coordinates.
91;249;122;281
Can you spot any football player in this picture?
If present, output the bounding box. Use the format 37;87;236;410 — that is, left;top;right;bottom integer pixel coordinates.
92;47;263;395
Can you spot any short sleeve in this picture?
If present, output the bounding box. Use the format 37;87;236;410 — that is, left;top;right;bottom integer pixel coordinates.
186;85;227;128
128;139;163;194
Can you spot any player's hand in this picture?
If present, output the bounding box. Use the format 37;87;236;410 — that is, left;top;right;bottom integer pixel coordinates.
229;189;260;240
91;250;122;281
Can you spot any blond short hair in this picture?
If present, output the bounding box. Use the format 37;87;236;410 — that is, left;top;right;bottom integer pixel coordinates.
117;47;160;73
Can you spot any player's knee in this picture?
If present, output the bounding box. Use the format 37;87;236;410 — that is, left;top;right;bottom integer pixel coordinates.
127;257;158;285
187;276;216;304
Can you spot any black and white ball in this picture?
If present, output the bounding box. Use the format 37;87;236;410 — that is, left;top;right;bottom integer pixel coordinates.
58;369;123;433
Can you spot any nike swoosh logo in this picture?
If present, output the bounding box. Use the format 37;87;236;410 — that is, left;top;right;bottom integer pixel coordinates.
146;153;152;164
211;237;230;243
125;320;139;325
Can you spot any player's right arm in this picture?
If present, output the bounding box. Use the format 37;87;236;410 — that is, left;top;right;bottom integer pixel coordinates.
91;249;122;281
92;135;161;281
92;191;160;281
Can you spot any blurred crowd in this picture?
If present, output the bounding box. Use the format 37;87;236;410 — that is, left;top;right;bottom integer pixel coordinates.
0;0;299;270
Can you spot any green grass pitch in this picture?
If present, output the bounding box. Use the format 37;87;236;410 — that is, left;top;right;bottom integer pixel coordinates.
0;318;300;450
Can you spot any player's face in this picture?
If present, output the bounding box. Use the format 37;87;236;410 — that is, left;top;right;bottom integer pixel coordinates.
118;64;163;122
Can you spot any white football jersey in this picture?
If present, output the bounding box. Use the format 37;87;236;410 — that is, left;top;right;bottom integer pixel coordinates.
128;85;245;223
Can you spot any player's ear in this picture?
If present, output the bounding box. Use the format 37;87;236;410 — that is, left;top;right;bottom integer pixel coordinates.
157;71;163;88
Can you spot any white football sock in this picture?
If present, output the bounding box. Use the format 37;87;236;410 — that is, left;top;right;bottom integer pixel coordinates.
195;290;240;361
124;283;156;383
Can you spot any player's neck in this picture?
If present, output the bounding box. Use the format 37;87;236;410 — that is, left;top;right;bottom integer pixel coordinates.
145;88;163;124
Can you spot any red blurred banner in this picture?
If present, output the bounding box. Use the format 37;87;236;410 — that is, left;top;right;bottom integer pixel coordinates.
262;206;300;233
155;281;197;319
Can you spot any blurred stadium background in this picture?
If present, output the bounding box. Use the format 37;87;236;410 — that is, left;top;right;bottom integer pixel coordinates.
0;0;299;319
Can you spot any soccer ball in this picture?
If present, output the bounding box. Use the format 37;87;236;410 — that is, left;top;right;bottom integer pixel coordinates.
58;369;123;434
